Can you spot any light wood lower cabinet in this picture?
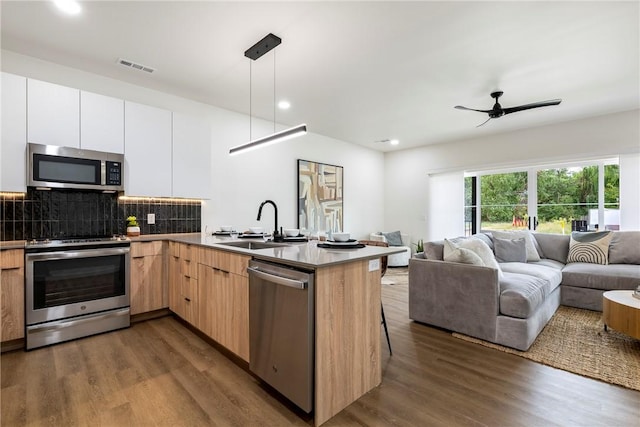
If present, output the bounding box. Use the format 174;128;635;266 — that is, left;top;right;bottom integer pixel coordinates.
130;241;167;315
1;249;25;342
197;263;249;361
169;242;199;324
196;248;250;361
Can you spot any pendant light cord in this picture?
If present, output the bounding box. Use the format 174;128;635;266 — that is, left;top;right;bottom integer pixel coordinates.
249;60;252;141
273;49;276;133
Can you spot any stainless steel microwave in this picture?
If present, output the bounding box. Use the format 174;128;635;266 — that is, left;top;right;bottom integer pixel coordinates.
27;143;124;191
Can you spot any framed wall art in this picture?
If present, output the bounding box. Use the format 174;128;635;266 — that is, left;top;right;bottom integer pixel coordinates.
297;159;343;233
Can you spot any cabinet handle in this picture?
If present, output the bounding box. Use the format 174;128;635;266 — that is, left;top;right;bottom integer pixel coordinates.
0;266;22;271
184;297;191;302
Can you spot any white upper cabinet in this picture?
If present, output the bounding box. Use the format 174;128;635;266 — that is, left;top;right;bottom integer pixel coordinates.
80;91;124;153
124;101;172;197
27;79;80;148
172;112;211;199
1;72;27;192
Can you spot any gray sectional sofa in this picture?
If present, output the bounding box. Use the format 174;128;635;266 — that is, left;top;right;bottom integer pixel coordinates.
408;231;640;351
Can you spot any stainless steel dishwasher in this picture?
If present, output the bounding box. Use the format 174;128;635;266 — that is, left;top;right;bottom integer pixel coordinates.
247;259;314;413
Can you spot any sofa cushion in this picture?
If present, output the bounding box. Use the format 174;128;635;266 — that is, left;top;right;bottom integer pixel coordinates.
608;231;640;264
494;237;527;263
531;258;565;270
567;231;612;265
490;230;541;262
424;241;444;260
561;263;640;291
500;262;563;292
532;233;570;263
499;272;550;319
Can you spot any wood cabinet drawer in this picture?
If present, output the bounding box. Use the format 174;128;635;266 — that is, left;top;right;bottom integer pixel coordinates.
180;244;197;262
181;259;198;279
181;275;198;300
1;249;24;270
131;241;163;258
199;248;250;276
169;241;180;258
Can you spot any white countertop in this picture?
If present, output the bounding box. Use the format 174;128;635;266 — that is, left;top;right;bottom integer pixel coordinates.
133;233;406;269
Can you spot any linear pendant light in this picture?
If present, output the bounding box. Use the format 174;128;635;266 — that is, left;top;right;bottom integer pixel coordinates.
229;123;307;155
229;33;307;156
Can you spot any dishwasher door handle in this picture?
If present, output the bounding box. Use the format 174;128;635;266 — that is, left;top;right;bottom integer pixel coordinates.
247;266;307;290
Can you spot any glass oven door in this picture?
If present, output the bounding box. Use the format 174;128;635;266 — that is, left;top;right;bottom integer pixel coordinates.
25;246;130;325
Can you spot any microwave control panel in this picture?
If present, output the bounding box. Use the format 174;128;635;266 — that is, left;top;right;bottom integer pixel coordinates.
105;161;122;186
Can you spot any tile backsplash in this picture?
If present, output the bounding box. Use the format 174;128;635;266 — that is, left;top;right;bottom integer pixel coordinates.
0;189;201;241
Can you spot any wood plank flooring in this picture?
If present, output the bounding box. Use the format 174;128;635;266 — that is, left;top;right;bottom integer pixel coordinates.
2;270;639;426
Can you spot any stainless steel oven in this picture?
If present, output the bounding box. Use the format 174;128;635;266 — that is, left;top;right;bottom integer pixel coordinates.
25;238;130;350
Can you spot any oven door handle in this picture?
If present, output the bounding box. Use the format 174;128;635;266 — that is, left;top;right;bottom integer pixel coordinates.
26;247;130;261
27;308;130;334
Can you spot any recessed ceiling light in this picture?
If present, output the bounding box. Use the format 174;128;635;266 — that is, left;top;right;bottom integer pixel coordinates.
278;100;291;110
389;139;399;146
53;0;81;15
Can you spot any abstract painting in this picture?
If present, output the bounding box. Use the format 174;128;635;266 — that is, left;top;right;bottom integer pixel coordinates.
297;159;343;233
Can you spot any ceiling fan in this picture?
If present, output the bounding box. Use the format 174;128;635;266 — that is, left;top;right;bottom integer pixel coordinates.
455;91;562;127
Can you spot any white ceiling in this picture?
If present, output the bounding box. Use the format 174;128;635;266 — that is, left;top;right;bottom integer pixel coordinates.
2;1;639;152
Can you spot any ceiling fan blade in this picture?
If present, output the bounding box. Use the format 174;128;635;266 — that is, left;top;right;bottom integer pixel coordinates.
454;105;492;113
476;117;491;127
502;99;562;115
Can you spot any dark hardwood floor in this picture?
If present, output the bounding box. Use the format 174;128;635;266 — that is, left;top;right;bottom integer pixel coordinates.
2;273;639;426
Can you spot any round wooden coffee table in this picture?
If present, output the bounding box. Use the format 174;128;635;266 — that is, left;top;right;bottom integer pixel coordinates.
603;290;640;340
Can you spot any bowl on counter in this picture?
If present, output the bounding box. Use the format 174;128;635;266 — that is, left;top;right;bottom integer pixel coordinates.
283;228;299;237
331;232;351;242
220;225;233;232
249;226;264;234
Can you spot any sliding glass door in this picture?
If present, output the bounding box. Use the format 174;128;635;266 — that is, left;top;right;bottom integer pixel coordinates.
464;160;619;235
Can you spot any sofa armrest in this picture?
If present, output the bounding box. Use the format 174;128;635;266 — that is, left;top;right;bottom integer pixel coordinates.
408;258;500;342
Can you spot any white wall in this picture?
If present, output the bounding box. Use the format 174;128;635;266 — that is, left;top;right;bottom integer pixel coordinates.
1;50;385;239
385;110;640;242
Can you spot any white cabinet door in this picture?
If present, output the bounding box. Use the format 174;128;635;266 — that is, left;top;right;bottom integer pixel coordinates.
1;72;27;192
27;79;80;148
124;101;172;197
80;91;124;153
172;112;211;199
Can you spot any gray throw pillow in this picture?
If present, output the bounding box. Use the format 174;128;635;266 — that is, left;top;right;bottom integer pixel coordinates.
494;237;527;263
382;230;403;246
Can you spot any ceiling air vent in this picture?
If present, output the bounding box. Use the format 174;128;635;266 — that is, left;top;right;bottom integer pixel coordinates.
117;58;155;74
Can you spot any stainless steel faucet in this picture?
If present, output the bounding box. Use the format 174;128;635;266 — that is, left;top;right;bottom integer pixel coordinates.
257;200;280;240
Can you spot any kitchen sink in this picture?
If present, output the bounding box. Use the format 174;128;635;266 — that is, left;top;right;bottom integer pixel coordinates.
217;241;288;250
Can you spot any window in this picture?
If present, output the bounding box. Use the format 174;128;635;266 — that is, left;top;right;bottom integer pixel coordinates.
465;159;619;235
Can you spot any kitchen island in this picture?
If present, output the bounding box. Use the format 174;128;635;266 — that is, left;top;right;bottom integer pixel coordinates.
132;233;405;426
2;233;404;425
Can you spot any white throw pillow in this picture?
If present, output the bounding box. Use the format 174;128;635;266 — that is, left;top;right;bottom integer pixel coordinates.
445;247;485;265
444;238;503;279
490;230;541;262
